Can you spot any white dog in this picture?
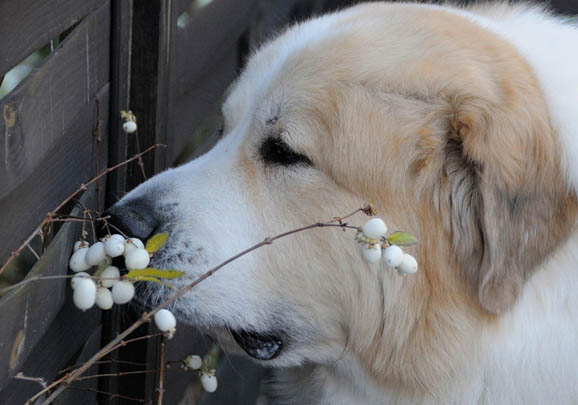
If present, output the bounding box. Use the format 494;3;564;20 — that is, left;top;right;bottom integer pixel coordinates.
109;2;578;403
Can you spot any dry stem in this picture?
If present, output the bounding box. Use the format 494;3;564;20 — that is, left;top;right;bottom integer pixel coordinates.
0;144;164;276
35;206;369;404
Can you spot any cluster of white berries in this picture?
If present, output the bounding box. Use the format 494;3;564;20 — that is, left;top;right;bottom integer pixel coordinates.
183;355;218;393
355;218;418;276
69;235;150;311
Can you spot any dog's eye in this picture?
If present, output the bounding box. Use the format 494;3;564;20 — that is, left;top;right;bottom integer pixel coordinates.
259;137;312;167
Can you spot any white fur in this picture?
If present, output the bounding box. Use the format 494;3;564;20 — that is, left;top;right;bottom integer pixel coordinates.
119;3;578;404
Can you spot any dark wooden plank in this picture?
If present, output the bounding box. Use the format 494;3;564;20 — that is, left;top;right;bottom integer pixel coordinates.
167;40;238;164
0;1;110;201
0;299;101;404
0;0;107;78
0;188;101;391
0;85;110;272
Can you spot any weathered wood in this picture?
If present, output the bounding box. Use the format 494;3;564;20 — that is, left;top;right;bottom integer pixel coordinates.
0;2;110;201
0;84;110;274
0;189;100;392
0;300;101;404
0;0;108;78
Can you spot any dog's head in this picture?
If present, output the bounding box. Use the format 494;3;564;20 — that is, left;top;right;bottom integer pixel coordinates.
109;3;576;391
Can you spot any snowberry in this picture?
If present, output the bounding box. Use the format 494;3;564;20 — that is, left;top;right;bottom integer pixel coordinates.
200;372;218;393
86;242;106;266
154;309;177;333
73;278;97;311
73;240;89;252
108;234;125;243
125;248;150;270
122;120;137;134
361;218;388;239
69;248;92;272
397;253;418;275
124;238;145;256
111;280;135;304
361;243;382;264
100;266;120;288
383;245;404;268
184;355;203;370
96;287;114;310
71;272;90;289
104;238;125;258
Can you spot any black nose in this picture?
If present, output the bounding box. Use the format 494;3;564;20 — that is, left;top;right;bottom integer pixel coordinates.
105;198;160;240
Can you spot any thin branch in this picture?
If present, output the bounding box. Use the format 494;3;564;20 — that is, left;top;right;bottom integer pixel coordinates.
25;244;41;261
36;206;370;405
157;338;166;405
15;372;47;388
66;387;146;403
0;144;165;276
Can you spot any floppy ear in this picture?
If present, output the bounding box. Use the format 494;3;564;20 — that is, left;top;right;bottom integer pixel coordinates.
442;93;576;315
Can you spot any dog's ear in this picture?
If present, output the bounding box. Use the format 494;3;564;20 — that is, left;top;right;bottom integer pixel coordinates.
441;92;576;315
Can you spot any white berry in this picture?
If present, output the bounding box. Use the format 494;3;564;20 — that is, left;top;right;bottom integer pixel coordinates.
124;238;145;256
361;244;382;264
96;287;114;310
200;373;218;393
383;245;404;268
108;234;125;243
111;280;135;304
69;248;92;272
104;238;125;257
398;253;418;275
73;278;97;311
73;240;89;252
125;248;150;270
154;309;177;332
85;242;106;266
71;272;90;289
100;266;120;288
362;218;388;239
184;355;203;370
122;120;137;133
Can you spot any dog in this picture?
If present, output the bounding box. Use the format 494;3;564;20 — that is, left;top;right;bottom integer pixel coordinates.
108;2;578;403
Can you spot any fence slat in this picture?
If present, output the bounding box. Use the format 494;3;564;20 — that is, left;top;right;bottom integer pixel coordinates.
0;302;101;404
0;0;108;78
0;1;110;202
0;188;101;392
0;84;109;275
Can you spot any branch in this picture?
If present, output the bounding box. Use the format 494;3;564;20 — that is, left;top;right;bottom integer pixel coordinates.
36;205;370;404
0;144;165;276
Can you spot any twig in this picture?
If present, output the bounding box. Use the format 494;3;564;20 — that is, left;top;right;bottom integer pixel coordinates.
66;387;146;403
0;144;165;276
47;216;110;224
58;359;147;375
73;369;158;382
36;206;369;405
25;244;41;261
157;338;166;405
15;372;47;388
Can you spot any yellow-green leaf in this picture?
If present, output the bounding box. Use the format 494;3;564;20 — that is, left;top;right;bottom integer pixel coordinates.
125;268;184;280
128;275;162;283
387;231;418;246
146;232;169;253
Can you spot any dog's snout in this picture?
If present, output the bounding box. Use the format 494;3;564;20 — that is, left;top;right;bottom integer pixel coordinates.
105;198;160;240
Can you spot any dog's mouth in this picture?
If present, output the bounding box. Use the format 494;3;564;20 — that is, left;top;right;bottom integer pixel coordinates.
231;329;284;360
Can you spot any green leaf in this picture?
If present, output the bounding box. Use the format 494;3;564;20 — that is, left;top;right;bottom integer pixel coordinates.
128;275;162;283
387;231;418;246
125;268;184;280
146;232;169;253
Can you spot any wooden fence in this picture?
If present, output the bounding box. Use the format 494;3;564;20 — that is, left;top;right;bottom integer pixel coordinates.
0;0;576;404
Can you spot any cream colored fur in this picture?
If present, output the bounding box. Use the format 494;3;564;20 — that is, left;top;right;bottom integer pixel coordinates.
118;2;578;403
